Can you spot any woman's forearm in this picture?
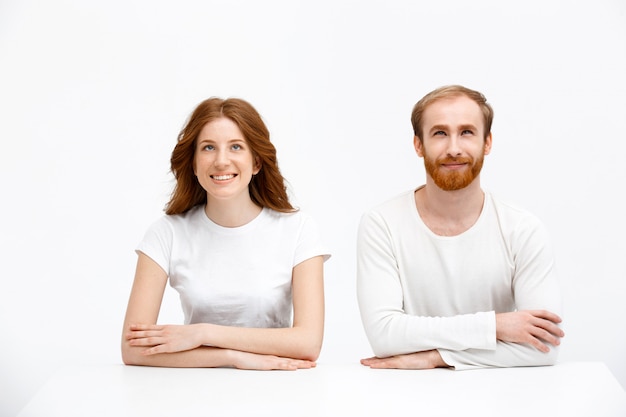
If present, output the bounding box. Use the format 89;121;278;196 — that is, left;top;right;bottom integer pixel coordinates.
123;322;323;363
121;342;316;370
122;343;232;368
199;323;322;362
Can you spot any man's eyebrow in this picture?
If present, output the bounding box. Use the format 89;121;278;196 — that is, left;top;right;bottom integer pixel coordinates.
428;123;478;132
429;124;449;132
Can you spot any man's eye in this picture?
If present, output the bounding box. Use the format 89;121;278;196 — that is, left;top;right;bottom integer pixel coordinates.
434;131;446;136
461;130;474;135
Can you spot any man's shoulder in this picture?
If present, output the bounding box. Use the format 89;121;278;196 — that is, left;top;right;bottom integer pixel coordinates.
359;190;417;232
366;189;415;215
488;192;531;214
486;192;544;229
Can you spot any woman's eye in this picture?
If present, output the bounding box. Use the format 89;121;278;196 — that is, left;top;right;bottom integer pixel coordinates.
203;145;214;151
232;144;242;150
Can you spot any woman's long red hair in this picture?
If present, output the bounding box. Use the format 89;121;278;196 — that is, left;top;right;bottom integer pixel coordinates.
165;98;295;215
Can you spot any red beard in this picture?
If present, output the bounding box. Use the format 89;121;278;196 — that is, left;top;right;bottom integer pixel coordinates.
423;153;484;191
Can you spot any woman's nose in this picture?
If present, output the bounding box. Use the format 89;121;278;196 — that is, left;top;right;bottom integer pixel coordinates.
214;149;230;166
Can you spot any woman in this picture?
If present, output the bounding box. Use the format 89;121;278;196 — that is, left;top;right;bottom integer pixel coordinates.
122;98;330;370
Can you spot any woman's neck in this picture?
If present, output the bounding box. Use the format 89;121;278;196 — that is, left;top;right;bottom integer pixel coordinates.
204;196;262;228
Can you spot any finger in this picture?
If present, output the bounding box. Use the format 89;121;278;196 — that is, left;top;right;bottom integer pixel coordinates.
529;316;565;340
529;337;551;353
294;361;314;370
365;356;398;369
532;326;562;347
126;330;163;341
526;326;556;352
130;336;165;347
368;362;386;369
275;360;298;371
538;320;565;338
530;310;562;324
360;357;379;365
130;324;163;331
142;341;181;355
141;345;164;356
369;360;396;369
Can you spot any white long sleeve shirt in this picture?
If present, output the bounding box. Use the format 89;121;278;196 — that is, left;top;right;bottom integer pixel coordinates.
356;188;562;369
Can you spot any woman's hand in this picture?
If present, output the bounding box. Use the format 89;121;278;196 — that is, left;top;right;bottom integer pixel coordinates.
126;323;205;355
228;350;316;371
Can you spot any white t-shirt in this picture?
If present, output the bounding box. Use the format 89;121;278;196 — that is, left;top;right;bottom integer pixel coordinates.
137;205;330;328
357;188;562;369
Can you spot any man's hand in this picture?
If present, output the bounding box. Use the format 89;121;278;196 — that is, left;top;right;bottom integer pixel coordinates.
361;350;449;369
496;310;564;353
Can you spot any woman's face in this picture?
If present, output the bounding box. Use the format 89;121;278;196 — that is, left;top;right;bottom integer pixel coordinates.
193;117;260;204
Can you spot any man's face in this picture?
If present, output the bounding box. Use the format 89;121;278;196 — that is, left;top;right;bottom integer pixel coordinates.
414;95;492;191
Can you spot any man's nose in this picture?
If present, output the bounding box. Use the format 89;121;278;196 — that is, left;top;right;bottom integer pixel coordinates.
446;135;462;156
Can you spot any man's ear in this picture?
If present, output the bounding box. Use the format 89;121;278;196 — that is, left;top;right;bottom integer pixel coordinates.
484;132;493;155
414;135;424;157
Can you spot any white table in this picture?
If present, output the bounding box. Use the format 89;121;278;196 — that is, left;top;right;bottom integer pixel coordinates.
17;361;626;417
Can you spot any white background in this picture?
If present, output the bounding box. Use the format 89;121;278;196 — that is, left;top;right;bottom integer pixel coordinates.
1;0;625;415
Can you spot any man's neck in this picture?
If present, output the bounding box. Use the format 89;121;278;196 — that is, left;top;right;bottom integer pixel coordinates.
414;179;485;236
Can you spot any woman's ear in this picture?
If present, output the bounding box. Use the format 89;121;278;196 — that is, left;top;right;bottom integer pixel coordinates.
253;156;262;175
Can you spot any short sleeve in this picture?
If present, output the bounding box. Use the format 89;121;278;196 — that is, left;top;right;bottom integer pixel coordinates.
293;213;331;267
135;217;173;275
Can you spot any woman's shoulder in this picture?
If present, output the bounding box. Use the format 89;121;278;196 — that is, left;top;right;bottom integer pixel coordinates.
265;207;308;223
146;205;204;232
263;207;323;231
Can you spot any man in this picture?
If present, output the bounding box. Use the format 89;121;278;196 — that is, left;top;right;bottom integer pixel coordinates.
357;85;564;370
